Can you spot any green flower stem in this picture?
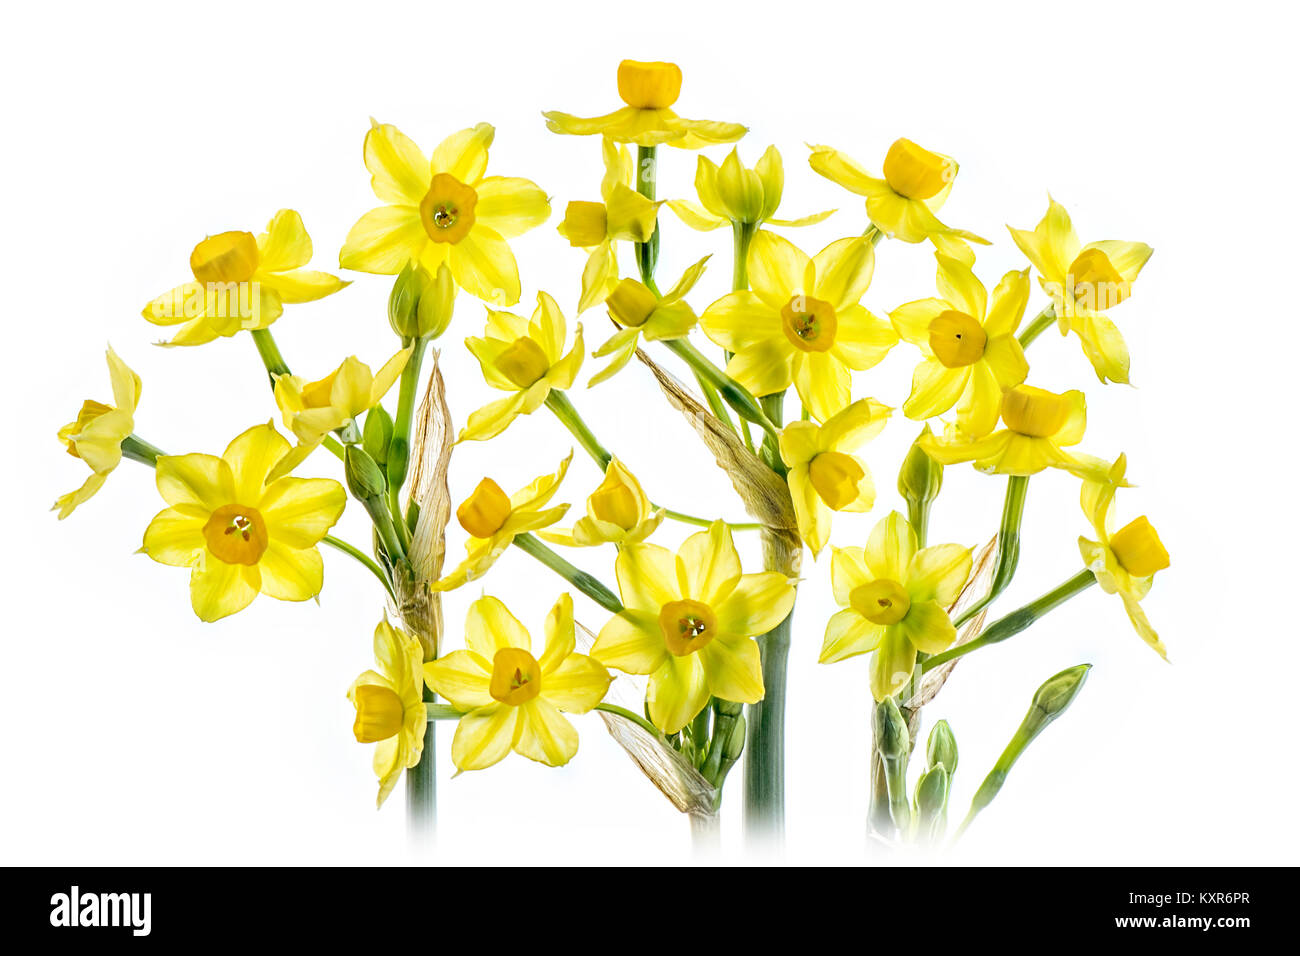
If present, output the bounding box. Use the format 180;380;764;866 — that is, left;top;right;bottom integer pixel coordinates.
907;497;930;550
595;702;663;740
545;389;612;469
745;605;791;837
952;475;1029;630
863;223;885;246
690;368;740;437
407;686;436;839
634;145;660;285
321;535;396;601
731;220;758;291
759;392;787;476
425;703;465;721
512;533;623;614
387;335;428;498
661;510;762;531
250;328;290;381
357;493;406;566
121;434;165;467
922;569;1097;673
1017;305;1057;349
664;339;780;441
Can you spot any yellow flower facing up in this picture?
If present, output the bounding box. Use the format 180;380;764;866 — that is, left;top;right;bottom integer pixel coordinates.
539;457;664;547
589;258;709;385
558;138;661;313
348;617;428;806
269;347;412;481
779;398;892;556
544;59;747;149
1008;197;1153;384
890;253;1031;437
699;231;897;421
1078;455;1169;660
809;140;988;249
143;209;348;347
919;384;1117;482
667;146;834;230
425;594;611;772
55;346;140;519
141;423;346;622
340;121;549;306
591;521;796;734
459;293;584;442
433;453;573;592
821;511;972;701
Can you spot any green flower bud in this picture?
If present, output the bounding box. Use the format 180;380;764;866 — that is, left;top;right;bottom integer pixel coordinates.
898;425;943;505
363;406;393;467
914;765;948;819
926;719;958;778
1026;663;1092;736
873;697;909;761
722;713;746;762
416;262;456;340
388;261;428;339
345;445;387;501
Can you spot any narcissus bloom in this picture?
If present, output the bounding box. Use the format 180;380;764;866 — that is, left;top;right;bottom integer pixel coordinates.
1078;455;1169;660
143;209;348;347
544;59;746;149
433;454;572;591
1009;197;1152;384
591;521;796;734
347;617;428;806
424;594;611;772
920;385;1115;481
590;259;708;384
339;121;549;306
269;347;412;480
54;347;140;519
821;511;972;701
459;293;584;442
890;254;1030;437
779;398;891;556
539;457;664;547
141;423;346;622
667;146;833;230
558;138;660;313
699;231;897;421
809;140;988;249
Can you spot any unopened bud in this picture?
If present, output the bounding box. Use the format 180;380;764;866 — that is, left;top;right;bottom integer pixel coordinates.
388;261;428;338
873;697;909;761
345;444;387;501
898;425;943;505
914;765;949;820
1026;663;1091;734
926;719;958;777
363;406;393;466
722;714;746;762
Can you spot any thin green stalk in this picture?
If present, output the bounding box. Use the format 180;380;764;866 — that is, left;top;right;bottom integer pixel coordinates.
953;475;1029;629
121;434;165;467
731;220;758;291
690;367;740;437
425;703;467;721
407;686;436;840
595;702;663;740
745;605;791;837
1017;305;1056;349
387;335;428;496
512;533;623;614
545;390;612;469
250;328;290;382
660;509;762;531
635;145;660;284
321;535;395;601
907;497;930;550
863;223;884;246
923;569;1097;672
664;338;779;441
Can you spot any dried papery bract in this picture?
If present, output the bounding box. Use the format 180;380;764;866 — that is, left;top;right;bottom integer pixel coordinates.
400;351;454;660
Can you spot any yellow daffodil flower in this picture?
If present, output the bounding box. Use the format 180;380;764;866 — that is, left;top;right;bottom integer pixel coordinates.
433;454;573;592
919;384;1118;481
425;594;611;771
667;146;834;230
1078;455;1169;660
269;347;412;480
558;138;661;313
809;140;988;250
54;347;140;519
890;254;1031;437
821;511;972;700
539;457;664;547
591;521;796;734
143;209;348;347
779;398;892;556
699;231;897;421
544;59;746;149
347;617;428;806
589;258;708;384
339;121;549;306
459;293;584;442
141;422;346;622
1008;197;1153;384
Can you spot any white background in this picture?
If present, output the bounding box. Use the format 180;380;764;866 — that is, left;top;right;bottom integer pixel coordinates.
3;0;1297;865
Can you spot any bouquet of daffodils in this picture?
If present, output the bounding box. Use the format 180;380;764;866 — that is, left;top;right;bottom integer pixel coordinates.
56;59;1167;848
